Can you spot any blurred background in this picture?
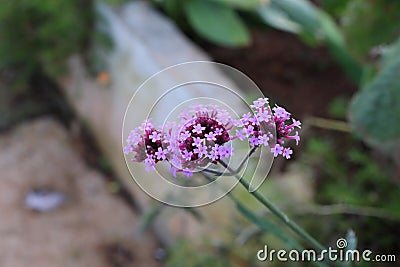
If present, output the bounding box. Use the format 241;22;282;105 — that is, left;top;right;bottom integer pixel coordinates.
0;0;399;266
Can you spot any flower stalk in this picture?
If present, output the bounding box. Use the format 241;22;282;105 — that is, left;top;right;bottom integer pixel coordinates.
123;97;345;265
219;159;325;252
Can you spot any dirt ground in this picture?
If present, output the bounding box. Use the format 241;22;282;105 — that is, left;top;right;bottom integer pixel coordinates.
0;118;160;267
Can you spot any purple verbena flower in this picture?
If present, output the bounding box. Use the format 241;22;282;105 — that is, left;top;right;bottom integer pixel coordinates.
174;104;235;170
124;121;171;171
235;129;247;141
144;155;156;172
155;147;167;160
182;150;193;161
180;131;191;140
124;98;301;179
237;98;301;159
214;128;223;136
192;123;206;134
246;125;255;136
208;145;220;161
193;144;208;158
273;106;291;120
271;144;283;157
237;97;273;149
282;147;293;159
271;104;301;158
258;134;270;146
205;132;216;141
193;137;203;147
256;111;271;122
273;105;301;145
149;131;162;142
218;145;234;158
249;135;259;147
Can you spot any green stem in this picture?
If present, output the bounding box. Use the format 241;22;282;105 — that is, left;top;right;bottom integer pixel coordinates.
237;176;325;252
217;160;347;266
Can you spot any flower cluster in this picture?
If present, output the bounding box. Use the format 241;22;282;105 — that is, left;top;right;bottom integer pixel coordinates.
178;105;234;161
167;104;236;176
270;105;301;159
124;119;168;171
124;98;301;177
235;98;273;147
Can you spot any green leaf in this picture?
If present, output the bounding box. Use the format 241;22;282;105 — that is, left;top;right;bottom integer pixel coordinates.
270;0;320;41
210;0;264;10
257;5;302;34
349;37;400;153
318;11;362;82
185;0;250;47
163;0;183;21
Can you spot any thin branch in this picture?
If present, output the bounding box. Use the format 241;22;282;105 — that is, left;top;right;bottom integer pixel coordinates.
307;117;351;133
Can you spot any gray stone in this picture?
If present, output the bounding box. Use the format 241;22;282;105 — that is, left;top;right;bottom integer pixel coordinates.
25;189;66;212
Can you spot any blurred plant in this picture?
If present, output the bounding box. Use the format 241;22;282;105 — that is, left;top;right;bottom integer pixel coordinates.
261;0;362;82
0;0;95;91
159;0;254;47
341;0;400;62
327;96;350;120
153;0;362;81
349;36;400;162
302;134;400;260
150;0;400;157
166;239;236;267
319;0;352;18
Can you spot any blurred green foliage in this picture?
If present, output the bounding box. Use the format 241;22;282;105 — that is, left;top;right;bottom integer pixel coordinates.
327;96;350;119
303;135;400;261
166;240;235;267
0;0;93;84
156;0;400;155
350;37;400;156
306;137;398;212
157;0;340;46
263;0;362;81
320;0;351;18
341;0;400;62
185;0;250;47
156;0;362;80
157;0;255;47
